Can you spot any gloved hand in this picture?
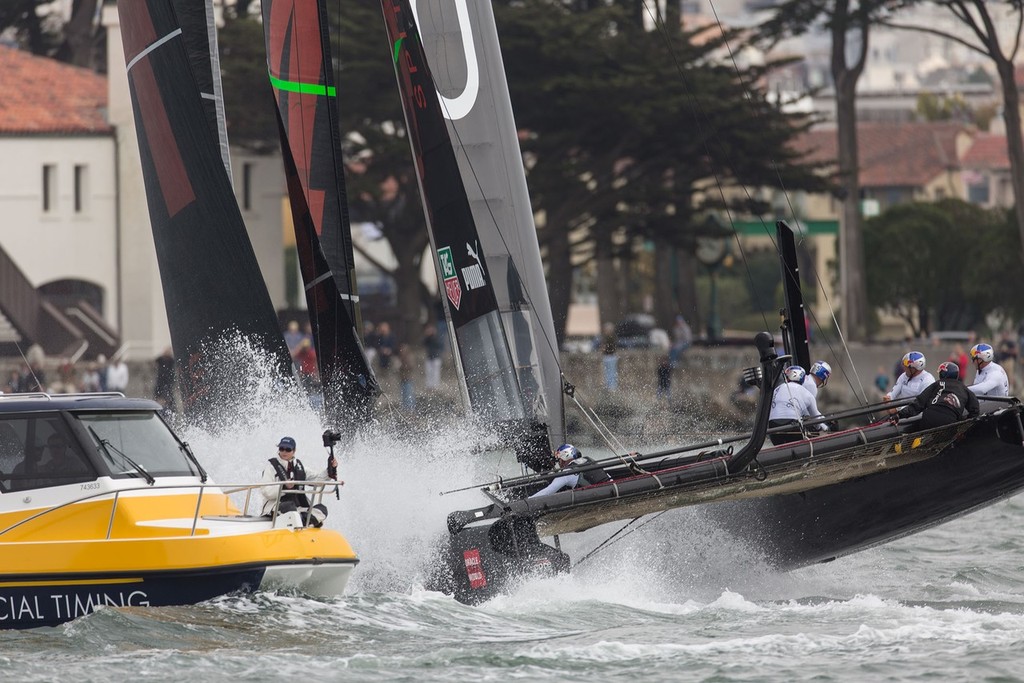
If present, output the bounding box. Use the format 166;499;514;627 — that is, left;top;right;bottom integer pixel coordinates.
889;413;900;426
816;423;829;432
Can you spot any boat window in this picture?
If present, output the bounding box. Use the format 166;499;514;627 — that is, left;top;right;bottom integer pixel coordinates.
77;412;199;479
0;417;96;492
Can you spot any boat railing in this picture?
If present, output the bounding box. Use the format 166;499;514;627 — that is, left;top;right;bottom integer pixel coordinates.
0;391;127;401
0;479;340;541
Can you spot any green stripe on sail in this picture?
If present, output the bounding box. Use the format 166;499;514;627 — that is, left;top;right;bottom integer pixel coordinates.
268;70;336;96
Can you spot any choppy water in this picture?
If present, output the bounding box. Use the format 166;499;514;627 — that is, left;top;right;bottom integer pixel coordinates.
4;356;1024;681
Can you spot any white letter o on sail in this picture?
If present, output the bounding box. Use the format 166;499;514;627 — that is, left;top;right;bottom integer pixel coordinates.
410;0;479;120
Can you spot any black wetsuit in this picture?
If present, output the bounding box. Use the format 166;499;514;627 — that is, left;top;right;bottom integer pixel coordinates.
897;378;980;430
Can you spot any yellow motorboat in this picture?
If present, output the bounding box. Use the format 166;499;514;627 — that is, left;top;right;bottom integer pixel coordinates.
0;392;358;628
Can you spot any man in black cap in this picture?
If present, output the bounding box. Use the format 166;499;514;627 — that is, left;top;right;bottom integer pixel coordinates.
260;436;340;526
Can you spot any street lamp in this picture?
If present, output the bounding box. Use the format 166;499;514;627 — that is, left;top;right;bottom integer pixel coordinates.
696;235;728;341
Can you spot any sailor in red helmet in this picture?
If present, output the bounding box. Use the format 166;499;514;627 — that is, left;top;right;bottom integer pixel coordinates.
529;444;611;498
894;361;979;430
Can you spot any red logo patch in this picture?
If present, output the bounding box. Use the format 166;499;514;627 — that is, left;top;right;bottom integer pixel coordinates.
463;548;486;589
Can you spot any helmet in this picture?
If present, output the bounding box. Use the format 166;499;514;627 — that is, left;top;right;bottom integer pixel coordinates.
902;351;926;372
937;361;959;380
809;361;831;386
555;443;580;465
784;365;806;383
970;343;994;363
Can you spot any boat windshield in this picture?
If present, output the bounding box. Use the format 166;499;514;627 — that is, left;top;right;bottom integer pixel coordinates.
77;412;201;479
0;416;96;492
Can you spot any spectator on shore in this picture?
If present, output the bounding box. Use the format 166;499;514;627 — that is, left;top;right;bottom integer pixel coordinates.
80;361;101;393
96;354;109;392
106;356;130;393
601;322;618;391
949;344;969;383
656;355;672;399
670;315;693;368
154;348;176;408
362;321;378;368
283;320;304;353
398;344;416;410
996;331;1018;391
375;322;396;372
423;323;442;391
873;366;889;398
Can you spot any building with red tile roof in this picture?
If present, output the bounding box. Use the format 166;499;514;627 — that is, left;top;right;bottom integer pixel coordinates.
0;44;111;135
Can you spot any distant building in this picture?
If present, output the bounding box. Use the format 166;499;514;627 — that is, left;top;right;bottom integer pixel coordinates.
0;10;288;360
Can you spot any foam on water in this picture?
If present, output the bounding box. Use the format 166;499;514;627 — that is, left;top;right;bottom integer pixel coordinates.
6;338;1024;680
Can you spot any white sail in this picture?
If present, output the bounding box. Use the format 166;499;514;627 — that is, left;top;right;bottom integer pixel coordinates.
414;0;566;450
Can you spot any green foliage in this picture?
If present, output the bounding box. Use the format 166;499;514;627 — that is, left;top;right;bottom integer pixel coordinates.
0;0;65;57
863;199;1023;334
219;15;279;152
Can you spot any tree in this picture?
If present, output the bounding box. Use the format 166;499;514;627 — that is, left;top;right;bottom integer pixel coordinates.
882;1;1024;266
498;0;830;336
862;199;1018;334
760;1;907;342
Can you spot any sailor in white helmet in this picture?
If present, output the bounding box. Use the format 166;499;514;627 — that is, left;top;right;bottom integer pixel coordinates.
884;351;935;402
529;444;611;498
768;365;828;445
967;343;1010;397
803;360;831;398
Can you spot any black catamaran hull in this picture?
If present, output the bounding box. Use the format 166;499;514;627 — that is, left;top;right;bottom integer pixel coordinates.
714;408;1024;567
440;404;1024;604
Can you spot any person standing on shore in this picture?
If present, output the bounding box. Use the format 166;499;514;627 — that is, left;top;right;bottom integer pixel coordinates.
600;322;618;391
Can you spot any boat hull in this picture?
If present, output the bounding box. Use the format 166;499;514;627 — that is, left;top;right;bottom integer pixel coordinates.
711;408;1024;567
0;559;356;629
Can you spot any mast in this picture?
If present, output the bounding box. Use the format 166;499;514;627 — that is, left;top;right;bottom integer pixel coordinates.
412;0;566;463
380;0;528;428
116;0;293;414
262;0;380;422
777;220;811;371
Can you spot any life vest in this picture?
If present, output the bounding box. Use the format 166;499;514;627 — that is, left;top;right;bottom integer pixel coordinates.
566;456;612;486
268;457;310;507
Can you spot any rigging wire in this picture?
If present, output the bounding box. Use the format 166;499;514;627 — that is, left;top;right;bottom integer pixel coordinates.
574;510;670;568
640;0;869;406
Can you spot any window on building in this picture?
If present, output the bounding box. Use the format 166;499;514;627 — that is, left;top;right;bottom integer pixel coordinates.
242;162;254;211
74;164;88;213
968;179;990;205
42;164;56;213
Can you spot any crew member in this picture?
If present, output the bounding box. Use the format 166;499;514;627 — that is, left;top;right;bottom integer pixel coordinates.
529;444;611;498
803;360;831;398
260;436;339;526
967;342;1010;397
769;365;827;445
894;361;979;430
884;351;935;402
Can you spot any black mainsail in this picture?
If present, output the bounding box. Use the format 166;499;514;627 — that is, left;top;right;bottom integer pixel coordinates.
117;0;293;411
262;0;379;419
413;0;566;465
381;0;527;428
